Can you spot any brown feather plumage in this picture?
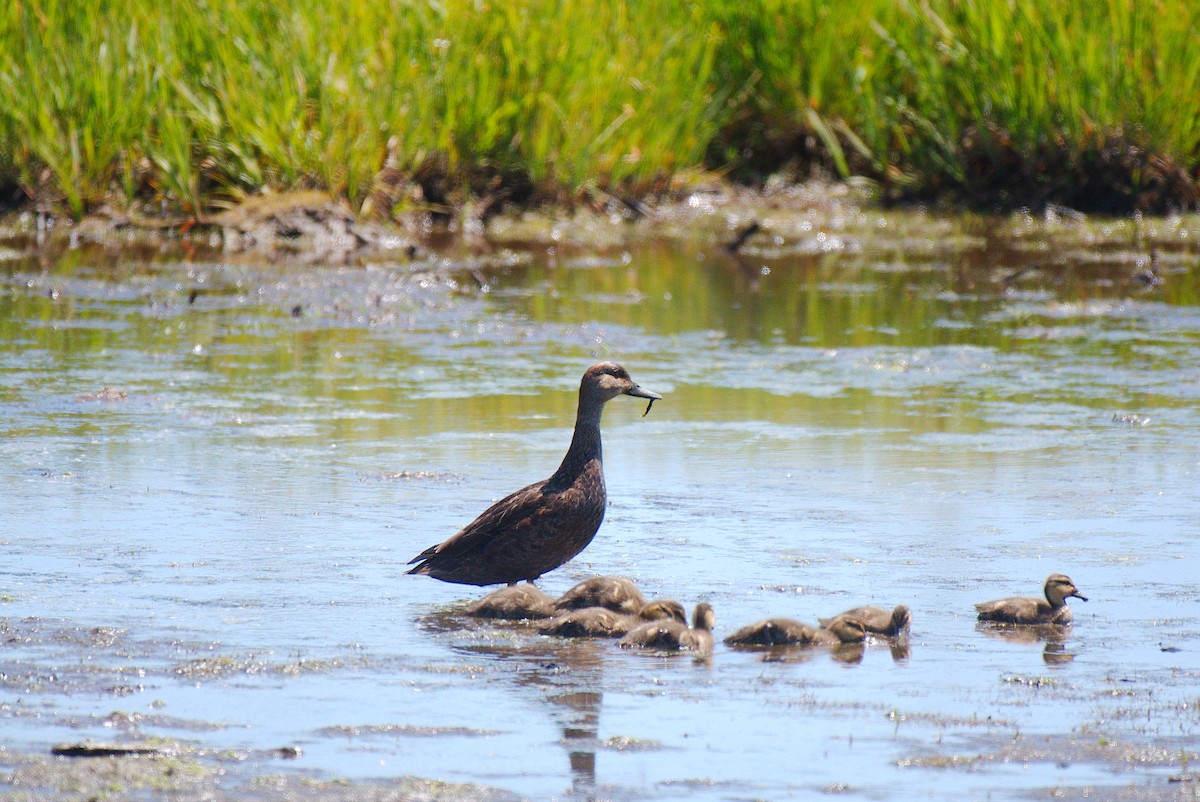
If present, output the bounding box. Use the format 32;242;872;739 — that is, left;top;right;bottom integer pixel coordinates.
407;363;660;586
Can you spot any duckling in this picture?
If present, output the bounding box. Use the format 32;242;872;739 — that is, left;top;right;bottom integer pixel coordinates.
975;573;1087;625
618;603;715;652
539;607;630;638
554;576;646;615
539;598;687;639
407;363;660;586
636;599;688;625
819;604;911;637
465;584;556;620
724;616;867;648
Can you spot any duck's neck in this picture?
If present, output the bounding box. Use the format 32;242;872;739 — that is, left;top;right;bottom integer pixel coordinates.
547;398;604;487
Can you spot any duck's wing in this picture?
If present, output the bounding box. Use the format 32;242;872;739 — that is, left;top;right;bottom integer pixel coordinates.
408;478;552;565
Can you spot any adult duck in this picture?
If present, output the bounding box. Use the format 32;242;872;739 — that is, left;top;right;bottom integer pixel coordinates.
408;363;660;586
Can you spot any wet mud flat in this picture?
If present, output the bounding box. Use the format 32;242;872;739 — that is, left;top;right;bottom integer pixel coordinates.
0;615;515;801
3;194;1200;800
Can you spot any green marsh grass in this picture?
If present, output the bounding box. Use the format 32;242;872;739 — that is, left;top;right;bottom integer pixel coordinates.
2;0;1198;219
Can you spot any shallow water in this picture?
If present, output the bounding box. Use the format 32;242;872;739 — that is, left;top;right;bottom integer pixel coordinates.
3;207;1200;800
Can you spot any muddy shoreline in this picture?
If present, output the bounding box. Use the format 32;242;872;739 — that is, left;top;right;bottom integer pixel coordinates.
2;181;877;261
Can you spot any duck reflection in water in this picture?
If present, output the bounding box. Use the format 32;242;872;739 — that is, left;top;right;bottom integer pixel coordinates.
976;621;1076;665
423;620;615;798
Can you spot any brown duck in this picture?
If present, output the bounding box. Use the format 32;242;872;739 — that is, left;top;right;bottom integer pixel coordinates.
618;603;715;652
554;576;646;615
819;604;911;637
407;363;660;586
975;573;1087;625
539;599;687;639
464;584;557;620
724;616;867;648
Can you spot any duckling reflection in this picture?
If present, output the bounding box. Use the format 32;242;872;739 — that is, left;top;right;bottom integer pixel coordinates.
976;621;1076;665
888;637;912;663
819;604;912;662
760;641;867;665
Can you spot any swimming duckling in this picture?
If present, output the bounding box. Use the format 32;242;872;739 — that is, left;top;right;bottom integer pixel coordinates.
618;603;715;652
554;576;646;615
975;573;1087;625
635;599;688;625
407;363;661;586
539;607;629;638
465;584;557;620
724;616;867;648
539;598;687;639
819;604;911;637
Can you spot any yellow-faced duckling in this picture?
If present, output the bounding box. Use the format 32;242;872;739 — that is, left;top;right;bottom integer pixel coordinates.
465;584;557;620
407;363;660;586
724;616;866;648
819;604;911;637
539;598;686;639
554;576;646;615
618;603;715;652
975;573;1087;625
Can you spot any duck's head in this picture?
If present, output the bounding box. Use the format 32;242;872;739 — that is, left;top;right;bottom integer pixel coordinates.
582;362;661;411
1045;574;1087;605
890;605;912;634
639;599;687;624
691;602;716;632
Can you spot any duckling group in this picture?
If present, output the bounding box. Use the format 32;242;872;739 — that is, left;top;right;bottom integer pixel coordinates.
408;363;1089;658
456;572;1087;659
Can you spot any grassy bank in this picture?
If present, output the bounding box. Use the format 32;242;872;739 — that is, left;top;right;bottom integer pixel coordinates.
2;0;1198;221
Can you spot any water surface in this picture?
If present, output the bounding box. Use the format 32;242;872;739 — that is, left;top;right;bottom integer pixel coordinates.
2;207;1199;800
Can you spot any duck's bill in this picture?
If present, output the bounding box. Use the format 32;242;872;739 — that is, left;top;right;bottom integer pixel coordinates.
625;385;662;401
1072;592;1089;601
